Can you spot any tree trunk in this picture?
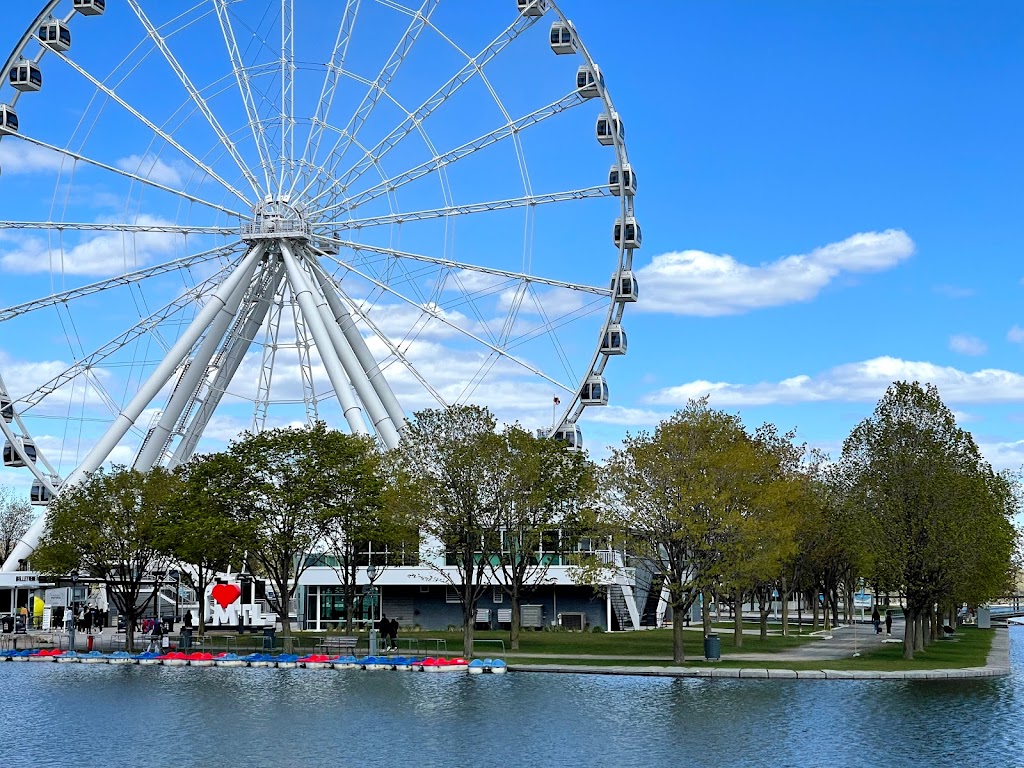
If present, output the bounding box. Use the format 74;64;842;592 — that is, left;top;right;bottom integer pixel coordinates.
701;590;712;638
811;590;820;632
902;607;915;660
781;577;790;637
510;591;521;651
462;601;474;659
913;612;925;652
732;590;744;648
672;604;686;663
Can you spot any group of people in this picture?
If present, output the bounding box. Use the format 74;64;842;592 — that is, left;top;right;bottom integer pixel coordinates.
377;614;400;651
61;606;104;634
870;607;894;636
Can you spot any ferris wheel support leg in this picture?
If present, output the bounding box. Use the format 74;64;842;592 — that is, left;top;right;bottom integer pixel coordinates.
310;261;407;439
280;243;370;437
169;263;285;469
134;248;266;471
297;256;400;447
0;248;265;572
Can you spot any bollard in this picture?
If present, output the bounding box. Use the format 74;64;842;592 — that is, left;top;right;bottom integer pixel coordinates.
87;635;94;652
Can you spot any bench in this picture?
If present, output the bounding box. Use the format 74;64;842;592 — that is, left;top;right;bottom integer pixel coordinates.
315;636;360;655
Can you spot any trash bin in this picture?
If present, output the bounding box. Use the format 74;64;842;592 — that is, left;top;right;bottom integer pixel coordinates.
262;628;276;650
163;617;174;633
117;615;126;632
0;616;12;633
704;634;721;661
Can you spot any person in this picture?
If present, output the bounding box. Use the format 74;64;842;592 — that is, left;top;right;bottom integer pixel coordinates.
871;606;881;634
181;611;194;650
387;617;399;652
377;613;389;651
148;618;164;654
885;610;893;636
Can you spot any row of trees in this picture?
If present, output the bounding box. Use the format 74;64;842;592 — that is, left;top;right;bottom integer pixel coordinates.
31;412;593;654
21;380;1021;659
605;383;1019;661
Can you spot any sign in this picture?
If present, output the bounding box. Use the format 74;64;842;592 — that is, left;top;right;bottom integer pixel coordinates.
853;593;872;609
45;588;68;608
205;577;276;628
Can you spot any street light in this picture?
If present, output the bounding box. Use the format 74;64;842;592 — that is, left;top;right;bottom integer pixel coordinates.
366;561;379;655
68;571;78;652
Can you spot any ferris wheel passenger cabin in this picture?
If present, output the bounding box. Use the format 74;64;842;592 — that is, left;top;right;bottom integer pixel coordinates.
601;324;627;355
517;0;548;16
38;20;72;52
3;439;37;468
612;271;638;303
1;395;12;423
576;65;603;99
549;21;577;55
73;0;105;15
581;375;609;406
30;479;58;506
553;423;583;451
9;60;42;93
596;113;624;147
0;105;18;136
613;217;642;250
609;165;637;197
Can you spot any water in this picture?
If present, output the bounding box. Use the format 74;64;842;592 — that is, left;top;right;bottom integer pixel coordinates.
5;630;1023;767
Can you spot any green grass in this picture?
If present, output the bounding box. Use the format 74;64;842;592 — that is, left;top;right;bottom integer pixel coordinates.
508;627;996;672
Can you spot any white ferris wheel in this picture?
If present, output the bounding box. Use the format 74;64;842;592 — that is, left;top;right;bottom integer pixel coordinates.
0;0;639;570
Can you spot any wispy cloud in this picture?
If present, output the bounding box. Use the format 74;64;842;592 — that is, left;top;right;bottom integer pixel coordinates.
115;155;183;187
1008;326;1024;344
0;142;67;174
949;334;987;356
647;356;1024;407
634;229;914;316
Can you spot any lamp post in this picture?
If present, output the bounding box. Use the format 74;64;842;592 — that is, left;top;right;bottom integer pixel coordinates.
68;571;78;652
366;561;379;655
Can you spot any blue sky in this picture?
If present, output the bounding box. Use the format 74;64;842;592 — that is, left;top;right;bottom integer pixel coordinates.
1;0;1023;494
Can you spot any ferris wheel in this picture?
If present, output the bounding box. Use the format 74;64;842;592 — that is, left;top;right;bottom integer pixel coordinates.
0;0;639;569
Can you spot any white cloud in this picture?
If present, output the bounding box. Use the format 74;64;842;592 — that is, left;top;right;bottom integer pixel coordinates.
647;356;1024;407
949;334;987;356
115;155;183;187
0;214;180;275
1008;326;1024;344
634;229;915;316
0;142;67;174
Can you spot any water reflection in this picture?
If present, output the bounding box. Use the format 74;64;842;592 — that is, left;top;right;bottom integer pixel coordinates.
2;629;1021;768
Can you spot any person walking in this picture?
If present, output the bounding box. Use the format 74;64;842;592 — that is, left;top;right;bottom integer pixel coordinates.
148;618;164;654
871;606;881;634
387;617;399;652
885;610;894;636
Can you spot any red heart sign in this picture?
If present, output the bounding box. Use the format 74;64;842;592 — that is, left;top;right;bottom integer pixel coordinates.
211;583;241;609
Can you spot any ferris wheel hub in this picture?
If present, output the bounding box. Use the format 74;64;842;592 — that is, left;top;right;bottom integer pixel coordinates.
241;196;311;244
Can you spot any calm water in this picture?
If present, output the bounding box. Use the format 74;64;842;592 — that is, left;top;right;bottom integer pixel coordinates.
4;630;1022;767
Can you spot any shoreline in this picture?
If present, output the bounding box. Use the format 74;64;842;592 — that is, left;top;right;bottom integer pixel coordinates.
508;626;1012;681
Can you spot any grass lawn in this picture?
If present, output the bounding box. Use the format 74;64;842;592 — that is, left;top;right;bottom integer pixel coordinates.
509;627;996;672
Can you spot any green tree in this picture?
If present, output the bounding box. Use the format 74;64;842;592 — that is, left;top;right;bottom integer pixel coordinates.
488;425;596;649
218;422;384;650
842;381;1019;659
602;399;768;662
0;487;33;564
162;452;249;635
390;405;503;658
31;466;177;652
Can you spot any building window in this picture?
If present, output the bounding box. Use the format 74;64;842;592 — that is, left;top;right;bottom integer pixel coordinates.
493;587;503;604
445;587;460;604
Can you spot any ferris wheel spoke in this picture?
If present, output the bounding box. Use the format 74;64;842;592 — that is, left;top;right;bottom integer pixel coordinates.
306;11;543;210
317;249;574;394
505;296;609;352
292;0;361;198
0;242;243;323
212;0;276;195
278;0;297;194
525;282;577;386
0;221;237;235
124;0;265;199
47;49;252;207
14;261;232;416
11;135;247;220
312;91;587;219
297;0;439;201
324;186;611;230
319;237;610;297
